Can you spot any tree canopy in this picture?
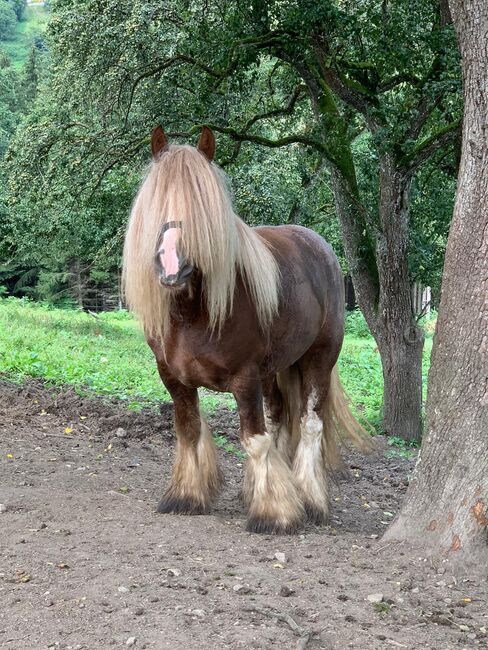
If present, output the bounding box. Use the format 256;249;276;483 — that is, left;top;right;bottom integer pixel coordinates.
0;0;462;439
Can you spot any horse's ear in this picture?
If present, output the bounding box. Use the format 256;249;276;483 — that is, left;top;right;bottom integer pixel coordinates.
151;126;169;160
197;126;215;162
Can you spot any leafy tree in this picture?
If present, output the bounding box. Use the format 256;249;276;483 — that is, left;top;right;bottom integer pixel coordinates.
0;2;17;40
0;51;22;155
23;43;44;102
386;0;488;563
8;0;27;22
3;0;461;439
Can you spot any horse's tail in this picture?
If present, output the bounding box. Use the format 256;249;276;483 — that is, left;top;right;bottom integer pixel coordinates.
277;364;371;470
322;365;372;464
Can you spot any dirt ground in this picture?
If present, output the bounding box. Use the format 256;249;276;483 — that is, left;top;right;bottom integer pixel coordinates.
0;379;487;650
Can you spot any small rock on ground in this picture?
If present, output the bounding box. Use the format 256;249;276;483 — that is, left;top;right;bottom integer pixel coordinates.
367;593;384;604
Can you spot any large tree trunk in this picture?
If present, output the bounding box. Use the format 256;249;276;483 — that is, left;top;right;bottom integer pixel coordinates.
375;158;424;441
301;65;425;441
385;0;488;563
331;164;424;441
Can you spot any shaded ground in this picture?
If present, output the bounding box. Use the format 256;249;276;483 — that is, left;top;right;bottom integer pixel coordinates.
0;379;487;650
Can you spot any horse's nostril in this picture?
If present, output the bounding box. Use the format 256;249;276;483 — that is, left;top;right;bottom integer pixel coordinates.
179;264;194;280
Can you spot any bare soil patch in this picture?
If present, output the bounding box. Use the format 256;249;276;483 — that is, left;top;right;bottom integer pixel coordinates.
1;380;487;649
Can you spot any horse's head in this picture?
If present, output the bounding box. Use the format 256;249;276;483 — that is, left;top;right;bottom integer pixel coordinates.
151;125;216;289
155;220;194;288
123;124;279;337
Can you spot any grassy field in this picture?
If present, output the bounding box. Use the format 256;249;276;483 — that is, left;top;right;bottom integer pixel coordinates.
0;297;433;428
1;4;49;69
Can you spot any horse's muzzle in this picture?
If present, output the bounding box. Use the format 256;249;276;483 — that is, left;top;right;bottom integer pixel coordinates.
159;262;194;287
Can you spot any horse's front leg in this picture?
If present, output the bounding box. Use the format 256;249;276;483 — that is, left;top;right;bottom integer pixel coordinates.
157;367;222;515
232;377;304;534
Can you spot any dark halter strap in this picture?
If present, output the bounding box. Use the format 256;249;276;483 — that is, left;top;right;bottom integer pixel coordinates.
161;220;183;234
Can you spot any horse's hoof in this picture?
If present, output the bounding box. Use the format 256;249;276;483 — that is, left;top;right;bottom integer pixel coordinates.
303;503;329;526
157;495;207;515
245;515;303;535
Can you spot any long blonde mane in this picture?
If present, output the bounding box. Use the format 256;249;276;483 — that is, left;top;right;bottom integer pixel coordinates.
123;145;280;339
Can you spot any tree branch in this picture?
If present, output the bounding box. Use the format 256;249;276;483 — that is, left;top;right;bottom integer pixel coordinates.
121;53;239;128
170;124;329;156
403;118;462;171
378;73;422;93
406;95;442;140
312;41;381;131
244;84;307;131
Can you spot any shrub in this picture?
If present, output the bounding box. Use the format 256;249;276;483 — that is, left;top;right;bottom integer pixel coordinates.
345;309;371;338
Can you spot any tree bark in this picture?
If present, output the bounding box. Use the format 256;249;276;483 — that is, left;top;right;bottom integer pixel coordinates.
375;157;424;441
295;60;426;440
385;0;488;564
329;168;378;329
330;155;424;441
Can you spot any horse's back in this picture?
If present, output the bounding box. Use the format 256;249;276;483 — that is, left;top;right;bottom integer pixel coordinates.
256;224;344;317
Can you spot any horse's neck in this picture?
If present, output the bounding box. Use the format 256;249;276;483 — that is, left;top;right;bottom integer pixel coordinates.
170;275;205;323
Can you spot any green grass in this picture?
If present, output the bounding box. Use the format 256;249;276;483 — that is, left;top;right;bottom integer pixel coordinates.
0;297;236;413
0;297;433;428
342;309;433;431
1;5;49;69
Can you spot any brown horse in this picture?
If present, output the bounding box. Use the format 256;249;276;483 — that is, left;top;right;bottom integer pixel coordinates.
123;126;369;534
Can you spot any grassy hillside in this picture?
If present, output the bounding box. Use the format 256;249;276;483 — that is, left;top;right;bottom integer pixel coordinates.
1;4;48;68
0;297;434;428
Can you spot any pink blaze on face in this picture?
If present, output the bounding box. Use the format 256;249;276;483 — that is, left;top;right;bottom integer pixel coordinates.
158;227;180;277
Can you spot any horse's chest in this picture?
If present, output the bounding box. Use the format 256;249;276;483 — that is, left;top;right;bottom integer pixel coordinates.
164;336;231;391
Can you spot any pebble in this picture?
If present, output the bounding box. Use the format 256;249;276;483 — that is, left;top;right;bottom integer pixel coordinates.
280;585;295;597
274;552;286;564
190;609;206;619
126;637;137;646
118;586;130;594
116;428;127;438
167;568;181;577
233;584;253;594
0;504;7;513
134;607;144;616
367;593;384;604
110;438;127;450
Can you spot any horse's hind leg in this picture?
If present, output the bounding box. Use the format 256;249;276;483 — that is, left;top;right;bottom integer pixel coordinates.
156;368;222;514
232;376;304;534
262;375;291;461
293;351;335;524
